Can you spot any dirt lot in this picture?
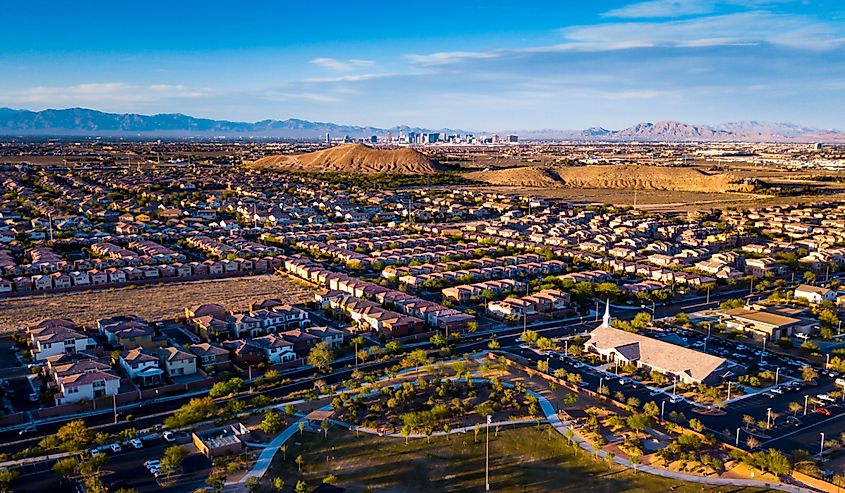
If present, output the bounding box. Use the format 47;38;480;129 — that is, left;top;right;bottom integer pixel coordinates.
0;274;314;330
465;185;764;211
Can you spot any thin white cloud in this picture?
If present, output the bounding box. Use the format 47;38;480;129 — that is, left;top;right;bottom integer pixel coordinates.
604;0;796;19
405;11;845;67
1;82;212;105
604;0;717;18
309;57;375;72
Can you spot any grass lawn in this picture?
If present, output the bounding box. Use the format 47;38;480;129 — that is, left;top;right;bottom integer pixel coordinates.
265;426;773;493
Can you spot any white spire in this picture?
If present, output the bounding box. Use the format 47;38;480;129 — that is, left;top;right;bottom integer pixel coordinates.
601;298;611;328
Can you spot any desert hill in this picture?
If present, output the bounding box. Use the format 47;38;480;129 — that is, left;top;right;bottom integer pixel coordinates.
467;165;752;193
250;144;451;175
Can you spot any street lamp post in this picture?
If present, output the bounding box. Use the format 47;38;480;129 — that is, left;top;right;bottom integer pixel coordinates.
672;377;677;397
804;394;809;416
727;381;733;403
736;427;741;447
661;400;666;421
775;367;780;386
761;336;766;364
820;432;826;458
486;415;492;491
767;407;772;429
599;377;605;394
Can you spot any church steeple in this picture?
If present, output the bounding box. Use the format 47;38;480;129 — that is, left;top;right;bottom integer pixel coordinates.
601;298;611;328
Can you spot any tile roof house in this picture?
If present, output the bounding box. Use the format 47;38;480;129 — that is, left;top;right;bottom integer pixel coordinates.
158;346;198;377
119;348;164;386
54;370;120;405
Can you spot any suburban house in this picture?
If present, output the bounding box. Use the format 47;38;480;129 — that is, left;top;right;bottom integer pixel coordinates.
97;315;156;349
189;343;231;373
793;284;836;305
157;346;198;377
119;348;164;386
28;320;97;361
54;370;120;405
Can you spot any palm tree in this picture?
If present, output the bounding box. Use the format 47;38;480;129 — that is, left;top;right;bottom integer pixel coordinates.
295;455;304;473
788;402;802;417
298;421;305;437
280;444;288;461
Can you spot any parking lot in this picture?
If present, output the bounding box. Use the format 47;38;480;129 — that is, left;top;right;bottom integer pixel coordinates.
513;317;845;459
15;437;211;493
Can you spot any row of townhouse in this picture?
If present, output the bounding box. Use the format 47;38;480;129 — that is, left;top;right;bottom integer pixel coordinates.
261;223;396;246
284;256;475;333
118;346;198;386
337;234;449;253
185;298;309;341
385;252;543;282
487;289;570;319
327;295;425;337
5;256;288;294
442;279;526;303
409;259;568;291
185;235;280;258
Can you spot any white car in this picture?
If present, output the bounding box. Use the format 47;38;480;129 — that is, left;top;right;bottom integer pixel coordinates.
144;460;161;470
129;438;143;449
109;443;122;453
163;431;176;442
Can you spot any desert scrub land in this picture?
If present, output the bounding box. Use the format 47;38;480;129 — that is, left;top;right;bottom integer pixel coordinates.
0;274;314;329
264;427;772;493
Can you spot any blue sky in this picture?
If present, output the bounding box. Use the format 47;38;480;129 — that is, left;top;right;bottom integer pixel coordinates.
1;0;843;130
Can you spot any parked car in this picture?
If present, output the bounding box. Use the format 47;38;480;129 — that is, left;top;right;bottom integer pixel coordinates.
163;431;175;442
108;443;122;453
815;407;832;416
144;460;161;470
129;438;143;449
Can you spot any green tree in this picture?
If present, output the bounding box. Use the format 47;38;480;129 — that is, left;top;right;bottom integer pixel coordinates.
56;419;93;452
802;366;819;382
245;477;261;493
52;457;79;480
159;445;189;479
643;401;660;417
384;340;403;354
295;480;308;493
260;409;285;434
308;342;334;372
164;396;218;429
487;337;501;350
0;469;19;493
430;334;448;348
209;377;244;398
273;476;285;491
295;455;305;472
631;312;653;331
521;329;539;345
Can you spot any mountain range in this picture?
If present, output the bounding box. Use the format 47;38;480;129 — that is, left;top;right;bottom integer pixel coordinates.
0;107;841;142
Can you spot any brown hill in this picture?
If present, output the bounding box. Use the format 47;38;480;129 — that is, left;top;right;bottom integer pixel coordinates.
467;165;753;193
250;144;450;175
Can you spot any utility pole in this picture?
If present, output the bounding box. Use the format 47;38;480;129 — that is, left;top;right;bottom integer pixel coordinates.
113;394;118;424
485;414;492;491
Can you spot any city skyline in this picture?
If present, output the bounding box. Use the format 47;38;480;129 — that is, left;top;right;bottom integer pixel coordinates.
1;0;844;130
